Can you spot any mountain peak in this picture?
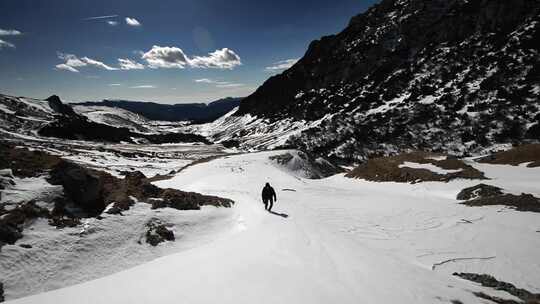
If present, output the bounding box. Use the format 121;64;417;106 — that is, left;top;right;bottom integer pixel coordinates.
231;0;539;161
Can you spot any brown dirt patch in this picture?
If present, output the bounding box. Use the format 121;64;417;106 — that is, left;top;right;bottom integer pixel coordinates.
346;151;486;183
478;144;540;167
0;141;61;177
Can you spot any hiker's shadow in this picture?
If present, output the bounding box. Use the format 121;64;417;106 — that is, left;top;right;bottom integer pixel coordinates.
269;211;289;218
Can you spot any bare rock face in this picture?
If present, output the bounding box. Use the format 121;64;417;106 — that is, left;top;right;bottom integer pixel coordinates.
46;95;76;116
145;219;175;246
48;160;106;216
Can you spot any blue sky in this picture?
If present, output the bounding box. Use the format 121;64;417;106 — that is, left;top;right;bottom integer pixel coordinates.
0;0;376;104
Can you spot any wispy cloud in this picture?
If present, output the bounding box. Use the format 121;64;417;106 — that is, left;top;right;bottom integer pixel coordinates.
130;85;156;89
265;58;299;71
142;46;241;70
118;58;145;70
194;78;228;85
0;29;22;36
0;28;22;50
55;64;79;72
109;83;122;86
0;39;15;49
216;83;244;88
194;78;244;88
125;17;141;27
107;20;119;26
83;15;118;21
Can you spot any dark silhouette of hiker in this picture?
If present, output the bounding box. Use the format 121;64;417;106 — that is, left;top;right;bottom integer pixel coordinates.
261;183;277;211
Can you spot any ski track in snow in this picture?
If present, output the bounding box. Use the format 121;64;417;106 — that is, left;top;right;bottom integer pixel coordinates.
6;150;540;303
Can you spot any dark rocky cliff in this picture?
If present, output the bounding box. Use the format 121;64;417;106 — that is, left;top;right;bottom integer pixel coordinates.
235;0;540;161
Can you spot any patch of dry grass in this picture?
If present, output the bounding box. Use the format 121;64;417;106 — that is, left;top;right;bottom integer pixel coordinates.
346;151;485;183
478;144;540;167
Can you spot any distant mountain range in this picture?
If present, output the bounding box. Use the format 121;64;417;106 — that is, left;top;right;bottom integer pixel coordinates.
75;97;242;123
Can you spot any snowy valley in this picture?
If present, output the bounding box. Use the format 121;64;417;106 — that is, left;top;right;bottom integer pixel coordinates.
1;0;540;303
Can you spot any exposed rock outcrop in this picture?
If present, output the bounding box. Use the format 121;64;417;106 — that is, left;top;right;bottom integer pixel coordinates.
0;201;49;246
48;160;234;217
269;151;342;179
456;184;503;200
454;273;540;304
145;219;175;246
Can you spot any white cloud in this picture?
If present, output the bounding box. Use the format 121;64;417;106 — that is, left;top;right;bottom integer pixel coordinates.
265;58;299;71
118;58;145;70
107;21;119;26
0;29;22;36
141;46;241;70
189;48;241;69
142;45;189;69
55;64;80;73
83;15;118;21
0;39;15;49
109;83;122;86
125;17;141;27
81;56;118;70
56;52;118;72
130;85;156;89
57;52;87;67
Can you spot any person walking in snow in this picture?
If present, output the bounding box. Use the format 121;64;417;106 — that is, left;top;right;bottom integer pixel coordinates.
262;183;277;211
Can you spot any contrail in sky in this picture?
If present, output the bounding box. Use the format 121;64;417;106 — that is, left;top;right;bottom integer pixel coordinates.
83;15;118;21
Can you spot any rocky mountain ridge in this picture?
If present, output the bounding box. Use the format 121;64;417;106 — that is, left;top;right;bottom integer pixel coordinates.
226;0;540;162
76;97;242;123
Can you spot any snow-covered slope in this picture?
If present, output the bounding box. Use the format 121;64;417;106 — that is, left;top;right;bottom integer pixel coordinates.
0;94;56;138
8;150;539;303
182;108;326;150
73;105;155;133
